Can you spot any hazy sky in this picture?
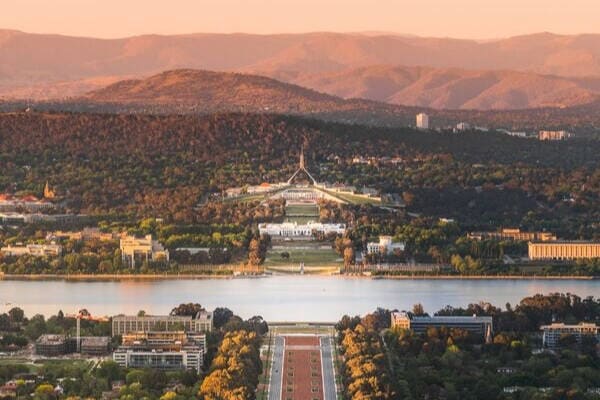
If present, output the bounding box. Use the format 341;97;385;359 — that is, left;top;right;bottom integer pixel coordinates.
2;0;600;39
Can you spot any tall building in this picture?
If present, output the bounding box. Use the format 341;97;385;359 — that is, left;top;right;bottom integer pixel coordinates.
120;234;169;267
112;312;213;336
391;311;493;339
540;323;600;348
528;241;600;260
416;113;429;129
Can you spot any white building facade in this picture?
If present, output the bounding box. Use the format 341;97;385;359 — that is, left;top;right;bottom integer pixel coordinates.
258;221;346;238
416;113;429;129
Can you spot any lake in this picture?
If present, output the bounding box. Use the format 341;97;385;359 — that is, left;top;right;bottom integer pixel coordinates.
1;276;598;321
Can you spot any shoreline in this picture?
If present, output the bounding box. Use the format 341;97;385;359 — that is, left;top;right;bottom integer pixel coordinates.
367;274;598;280
0;272;597;281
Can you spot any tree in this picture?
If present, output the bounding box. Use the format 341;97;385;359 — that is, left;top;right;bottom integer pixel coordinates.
343;246;355;270
412;303;425;316
8;307;25;323
170;303;205;317
213;307;234;330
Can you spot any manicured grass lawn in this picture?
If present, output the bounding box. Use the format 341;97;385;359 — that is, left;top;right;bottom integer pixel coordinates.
329;191;381;205
264;248;341;267
285;204;319;216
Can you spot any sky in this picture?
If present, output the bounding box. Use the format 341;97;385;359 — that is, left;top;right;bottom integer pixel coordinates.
2;0;600;39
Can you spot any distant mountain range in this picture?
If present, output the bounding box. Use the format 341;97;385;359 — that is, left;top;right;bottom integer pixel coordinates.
4;30;600;110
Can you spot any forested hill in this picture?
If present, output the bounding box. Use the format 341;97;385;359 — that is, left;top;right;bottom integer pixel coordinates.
0;111;598;229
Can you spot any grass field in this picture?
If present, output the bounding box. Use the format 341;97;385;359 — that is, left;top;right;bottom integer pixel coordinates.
285;204;319;216
264;247;342;268
326;191;381;205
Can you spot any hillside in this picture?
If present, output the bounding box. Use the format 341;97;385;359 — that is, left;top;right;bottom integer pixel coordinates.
84;69;350;113
5;30;600;109
275;65;600;109
0;112;598;232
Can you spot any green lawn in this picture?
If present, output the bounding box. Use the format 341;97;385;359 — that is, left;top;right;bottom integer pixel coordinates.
264;247;341;267
285;204;319;216
326;191;381;205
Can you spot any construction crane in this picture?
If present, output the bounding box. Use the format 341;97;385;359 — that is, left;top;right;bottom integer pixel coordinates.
65;309;109;352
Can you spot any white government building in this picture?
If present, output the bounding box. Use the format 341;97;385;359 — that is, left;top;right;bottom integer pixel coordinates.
258;221;346;238
367;236;405;255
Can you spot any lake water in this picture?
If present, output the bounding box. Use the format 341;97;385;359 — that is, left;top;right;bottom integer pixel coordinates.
1;277;598;321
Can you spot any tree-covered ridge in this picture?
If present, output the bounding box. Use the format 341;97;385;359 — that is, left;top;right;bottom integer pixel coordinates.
0;111;597;233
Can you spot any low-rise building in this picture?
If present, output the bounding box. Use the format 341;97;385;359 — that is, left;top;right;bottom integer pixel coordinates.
120;234;169;267
528;241;600;260
367;236;405;255
468;228;556;242
0;194;55;213
48;228;120;242
540;322;600;348
258;221;346;238
538;130;572;141
80;337;112;355
111;312;213;336
35;335;75;356
391;311;493;339
1;243;62;257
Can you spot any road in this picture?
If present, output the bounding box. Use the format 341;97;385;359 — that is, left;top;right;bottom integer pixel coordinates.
268;336;284;400
320;336;337;400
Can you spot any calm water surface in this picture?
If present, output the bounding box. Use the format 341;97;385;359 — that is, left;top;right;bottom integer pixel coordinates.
0;277;598;321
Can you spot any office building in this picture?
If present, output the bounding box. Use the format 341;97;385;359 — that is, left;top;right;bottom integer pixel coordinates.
111;312;213;336
416;113;429;129
1;243;62;257
468;228;556;242
540;323;600;348
113;331;205;371
528;241;600;260
120;234;169;267
80;337;112;355
391;311;493;339
35;335;76;356
538;130;572;141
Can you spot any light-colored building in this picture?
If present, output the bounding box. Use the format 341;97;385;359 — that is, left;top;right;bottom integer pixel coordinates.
1;243;62;257
528;241;600;260
391;311;493;339
258;221;346;238
120;234;169;267
0;194;55;212
367;236;405;255
111;312;213;336
456;122;471;131
416;113;429;129
468;228;556;242
113;331;205;371
538;130;572;141
540;322;600;348
48;227;120;242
